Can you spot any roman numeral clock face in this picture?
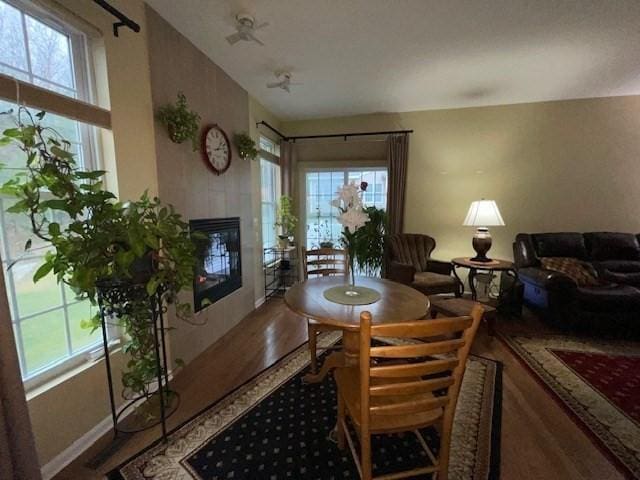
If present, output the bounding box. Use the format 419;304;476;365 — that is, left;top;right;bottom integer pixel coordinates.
202;125;231;174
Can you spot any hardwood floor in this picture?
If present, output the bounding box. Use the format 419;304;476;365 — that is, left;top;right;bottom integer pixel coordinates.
54;299;623;479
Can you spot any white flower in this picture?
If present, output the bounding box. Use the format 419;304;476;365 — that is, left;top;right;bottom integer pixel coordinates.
336;182;362;209
338;207;369;233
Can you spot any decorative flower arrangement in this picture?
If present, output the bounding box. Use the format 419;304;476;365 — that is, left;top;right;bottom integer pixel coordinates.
233;132;258;160
157;92;201;151
331;181;369;289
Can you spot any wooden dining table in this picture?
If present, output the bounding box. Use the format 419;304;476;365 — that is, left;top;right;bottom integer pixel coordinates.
284;276;430;383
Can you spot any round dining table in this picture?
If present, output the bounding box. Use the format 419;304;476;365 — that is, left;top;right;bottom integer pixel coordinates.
284;276;430;383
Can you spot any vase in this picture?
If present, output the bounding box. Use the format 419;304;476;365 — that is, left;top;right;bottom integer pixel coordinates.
345;256;359;297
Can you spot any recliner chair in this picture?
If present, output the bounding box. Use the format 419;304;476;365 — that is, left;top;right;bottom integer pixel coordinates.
386;233;462;297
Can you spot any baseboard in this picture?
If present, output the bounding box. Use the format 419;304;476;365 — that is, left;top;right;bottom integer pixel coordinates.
41;370;176;479
254;296;266;309
41;412;114;479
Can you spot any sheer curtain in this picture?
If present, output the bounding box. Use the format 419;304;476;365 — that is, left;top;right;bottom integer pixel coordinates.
0;262;41;479
387;134;409;235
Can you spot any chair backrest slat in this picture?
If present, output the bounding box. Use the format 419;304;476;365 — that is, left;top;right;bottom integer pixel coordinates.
369;376;454;397
370;396;450;416
371;316;472;338
301;247;349;280
370;358;459;378
369;338;465;359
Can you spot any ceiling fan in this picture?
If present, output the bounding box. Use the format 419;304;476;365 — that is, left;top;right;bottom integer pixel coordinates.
225;13;268;46
267;72;302;93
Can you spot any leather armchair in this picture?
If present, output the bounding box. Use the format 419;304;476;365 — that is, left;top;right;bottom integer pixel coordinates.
386;234;462;297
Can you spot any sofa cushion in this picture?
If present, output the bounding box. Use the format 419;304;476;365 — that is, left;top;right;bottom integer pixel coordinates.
540;257;599;286
591;260;640;274
532;233;588;259
584;232;640;261
575;285;640;313
600;271;640;288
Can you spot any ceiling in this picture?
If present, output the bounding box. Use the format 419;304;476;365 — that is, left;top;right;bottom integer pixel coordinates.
144;0;640;121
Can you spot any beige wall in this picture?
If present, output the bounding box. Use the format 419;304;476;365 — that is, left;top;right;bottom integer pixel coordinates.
146;6;255;366
249;98;283;302
284;96;640;262
27;0;159;468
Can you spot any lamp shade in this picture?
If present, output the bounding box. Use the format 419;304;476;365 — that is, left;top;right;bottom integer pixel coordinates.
463;200;505;227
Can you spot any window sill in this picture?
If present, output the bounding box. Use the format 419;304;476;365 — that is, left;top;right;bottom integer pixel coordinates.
26;340;122;401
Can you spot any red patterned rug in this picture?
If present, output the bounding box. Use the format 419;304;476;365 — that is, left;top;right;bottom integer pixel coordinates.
499;334;640;479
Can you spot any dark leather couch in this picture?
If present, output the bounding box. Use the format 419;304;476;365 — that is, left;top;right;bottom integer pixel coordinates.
514;232;640;330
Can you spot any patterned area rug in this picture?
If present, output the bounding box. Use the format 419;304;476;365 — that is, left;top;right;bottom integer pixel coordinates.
109;332;502;480
499;334;640;479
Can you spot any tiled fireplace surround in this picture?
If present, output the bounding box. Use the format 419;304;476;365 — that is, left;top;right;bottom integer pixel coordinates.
147;7;257;366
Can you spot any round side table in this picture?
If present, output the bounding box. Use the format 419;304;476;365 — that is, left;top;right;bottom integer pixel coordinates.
451;257;517;301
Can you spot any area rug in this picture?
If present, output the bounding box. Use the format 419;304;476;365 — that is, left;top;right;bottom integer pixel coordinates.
499;333;640;479
109;332;502;480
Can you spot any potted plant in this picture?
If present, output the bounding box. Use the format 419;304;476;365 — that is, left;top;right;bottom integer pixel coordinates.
233;132;258;160
275;195;297;248
157;92;201;151
354;206;387;276
0;108;199;415
310;217;334;248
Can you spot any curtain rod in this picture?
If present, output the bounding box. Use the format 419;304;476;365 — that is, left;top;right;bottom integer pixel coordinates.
256;120;412;142
92;0;140;36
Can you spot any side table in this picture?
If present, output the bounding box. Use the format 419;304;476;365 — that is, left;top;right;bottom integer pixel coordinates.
451;257;520;316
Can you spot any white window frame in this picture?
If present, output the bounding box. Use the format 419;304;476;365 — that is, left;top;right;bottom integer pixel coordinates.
0;0;109;390
259;136;281;253
299;162;388;249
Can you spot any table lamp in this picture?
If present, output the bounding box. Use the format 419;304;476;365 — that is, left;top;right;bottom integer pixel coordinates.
463;199;505;262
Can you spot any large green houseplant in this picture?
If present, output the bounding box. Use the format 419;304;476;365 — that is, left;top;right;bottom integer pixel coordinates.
0;108;198;401
275;195;298;247
353;206;387;276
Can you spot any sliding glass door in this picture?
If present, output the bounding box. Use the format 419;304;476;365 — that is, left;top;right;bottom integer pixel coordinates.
304;168;388;248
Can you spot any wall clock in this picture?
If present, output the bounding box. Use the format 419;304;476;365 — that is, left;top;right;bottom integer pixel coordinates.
202;124;231;175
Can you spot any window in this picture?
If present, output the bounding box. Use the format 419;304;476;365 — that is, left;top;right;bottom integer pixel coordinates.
0;0;101;386
0;0;91;100
304;168;388;248
260;136;281;251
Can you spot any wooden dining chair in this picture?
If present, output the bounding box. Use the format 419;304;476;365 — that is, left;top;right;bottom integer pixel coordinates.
301;246;349;373
334;305;484;480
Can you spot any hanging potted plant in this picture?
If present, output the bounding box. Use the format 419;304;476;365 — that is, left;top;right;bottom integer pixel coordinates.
1;108;200;424
157;92;201;151
275;195;297;248
233;132;258;160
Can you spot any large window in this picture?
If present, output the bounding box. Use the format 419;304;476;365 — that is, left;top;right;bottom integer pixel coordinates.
304;168;388;248
259;136;281;251
0;0;90;100
0;0;100;386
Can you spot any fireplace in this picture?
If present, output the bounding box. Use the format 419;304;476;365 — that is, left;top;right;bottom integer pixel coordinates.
190;217;242;312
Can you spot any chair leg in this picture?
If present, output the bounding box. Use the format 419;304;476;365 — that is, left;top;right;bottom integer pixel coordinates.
361;432;372;480
336;394;346;450
308;321;318;374
438;422;451;480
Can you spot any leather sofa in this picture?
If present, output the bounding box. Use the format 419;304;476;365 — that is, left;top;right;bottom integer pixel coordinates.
386;233;463;297
514;232;640;330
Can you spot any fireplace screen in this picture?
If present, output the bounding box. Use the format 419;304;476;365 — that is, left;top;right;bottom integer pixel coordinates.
190;217;242;312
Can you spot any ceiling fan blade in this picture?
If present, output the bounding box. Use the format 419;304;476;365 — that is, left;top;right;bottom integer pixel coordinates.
246;32;264;46
283;84;290;93
254;22;269;30
266;81;281;88
226;32;242;45
289;82;303;86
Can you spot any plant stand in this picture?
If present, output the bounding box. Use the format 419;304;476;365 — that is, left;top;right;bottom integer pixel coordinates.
97;280;179;442
264;247;299;300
